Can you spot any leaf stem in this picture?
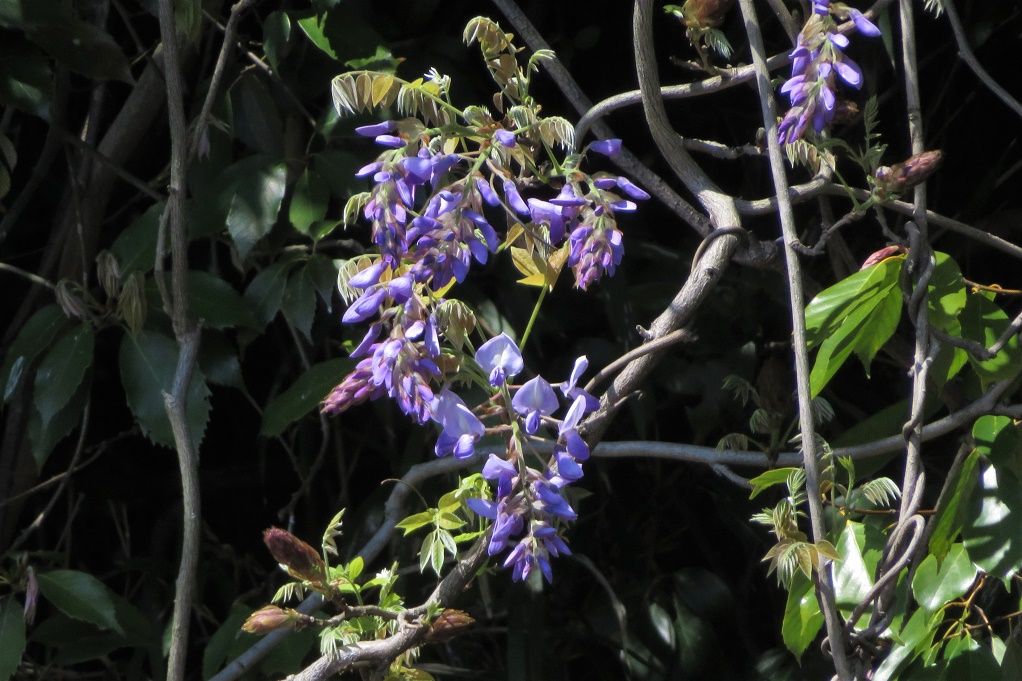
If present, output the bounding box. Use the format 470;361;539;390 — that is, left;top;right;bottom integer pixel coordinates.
519;284;547;349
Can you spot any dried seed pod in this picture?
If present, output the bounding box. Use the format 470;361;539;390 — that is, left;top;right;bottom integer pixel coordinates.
425;609;475;642
874;150;943;196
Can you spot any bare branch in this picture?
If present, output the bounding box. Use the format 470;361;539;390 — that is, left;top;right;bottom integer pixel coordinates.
942;0;1022;120
736;0;852;675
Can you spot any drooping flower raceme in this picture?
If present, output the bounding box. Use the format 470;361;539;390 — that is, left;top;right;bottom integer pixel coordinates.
778;2;881;144
459;334;596;582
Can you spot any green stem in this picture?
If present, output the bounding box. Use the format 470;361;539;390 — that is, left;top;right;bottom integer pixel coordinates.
519;285;547;349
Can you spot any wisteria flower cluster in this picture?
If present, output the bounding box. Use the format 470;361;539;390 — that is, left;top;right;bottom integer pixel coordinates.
322;17;649;582
778;1;881;144
431;333;598;582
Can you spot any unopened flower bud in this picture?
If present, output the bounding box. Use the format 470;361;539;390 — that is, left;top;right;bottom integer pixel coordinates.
24;566;38;626
874;150;943;196
241;605;298;635
117;272;147;336
55;280;90;320
683;0;734;28
96;251;122;299
425;609;475;642
831;99;860;126
860;244;907;270
262;527;325;582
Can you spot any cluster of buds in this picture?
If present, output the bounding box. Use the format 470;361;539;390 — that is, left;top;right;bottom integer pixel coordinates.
873;150;943;198
778;2;881;143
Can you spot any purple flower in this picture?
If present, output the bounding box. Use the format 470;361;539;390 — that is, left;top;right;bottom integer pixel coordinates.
568;222;624;290
341;276;413;324
527;198;568;244
512;376;559;434
476;334;524;387
368;337;439;423
433;390;486;459
589;138;622;157
482;453;517;498
777;2;880;143
374;134;405;148
503;180;531;216
494;129;517;147
355;121;395;137
848;8;881;37
321;357;384;415
558;356;599;412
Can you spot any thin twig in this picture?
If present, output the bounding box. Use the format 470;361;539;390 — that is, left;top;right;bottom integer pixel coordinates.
736;0;852;676
584;329;694;394
8;399;92;552
942;0;1022;120
0;262;57;291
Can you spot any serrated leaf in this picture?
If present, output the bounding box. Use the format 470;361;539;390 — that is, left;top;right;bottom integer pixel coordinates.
28;376;88;468
226;162;287;260
2;304;68;403
36;571;123;635
282;266;318;341
119;331;210;450
0;596;26;681
178;271;258;330
244;258;301;329
33;323;93;428
261;358;355;437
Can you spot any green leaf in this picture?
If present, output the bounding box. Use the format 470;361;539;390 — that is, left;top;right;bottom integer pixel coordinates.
263;11;291;70
35;570;123;635
810;282;901;396
833;522;873;615
225;162;287;260
33;323;94;427
929;449;981;560
244;258;301;329
874;606;934;681
183;271;258;330
289;167;329;235
0;596;26;681
963;463;1022;579
119;331;211;450
2;304;69;402
911;544;978;614
282;266;318;341
26;20;133;83
927;252;967;330
0;33;52;118
29;615;127;665
959;292;1022;387
747;467;800;499
296;13;338;59
261;358;354;437
973;415;1022;480
198;331;244;389
28;375;88;468
852;286;902;374
305;255;339;308
396;511;434;535
1002;635;1022;681
781;572;822;660
805;256;903;346
202;602;253;679
110;202;164;276
230;73;283;155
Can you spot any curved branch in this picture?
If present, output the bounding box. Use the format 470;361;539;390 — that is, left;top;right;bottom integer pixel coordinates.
942;0;1022;120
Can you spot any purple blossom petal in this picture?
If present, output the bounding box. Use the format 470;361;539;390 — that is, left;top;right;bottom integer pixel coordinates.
355;121;395;137
494;129;517;147
374;134;405;148
589;138;622;157
849;9;881;37
476;334;524;386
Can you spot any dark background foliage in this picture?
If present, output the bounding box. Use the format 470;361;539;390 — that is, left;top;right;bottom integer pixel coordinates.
1;0;1021;679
